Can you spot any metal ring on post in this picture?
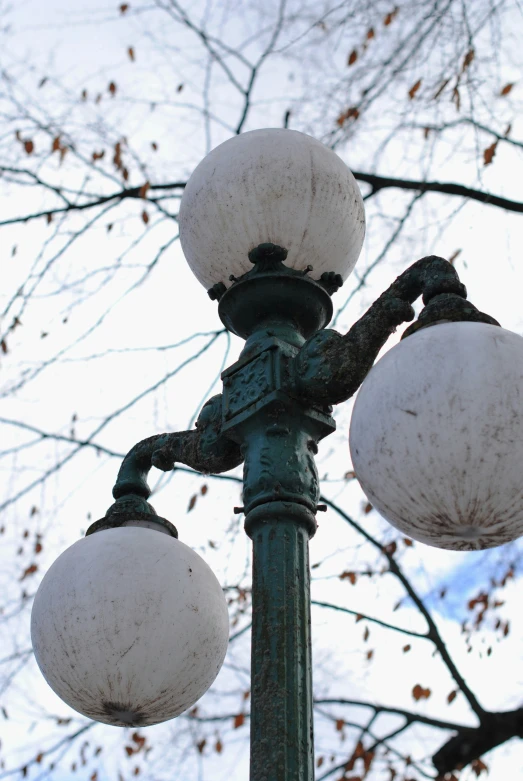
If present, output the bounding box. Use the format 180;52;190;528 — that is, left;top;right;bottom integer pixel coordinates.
244;500;318;540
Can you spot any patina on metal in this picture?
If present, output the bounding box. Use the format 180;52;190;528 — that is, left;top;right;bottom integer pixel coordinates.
247;502;316;780
98;247;499;781
86;432;178;537
402;291;500;338
218;317;334;781
292;255;499;406
87;397;242;538
216;243;338;342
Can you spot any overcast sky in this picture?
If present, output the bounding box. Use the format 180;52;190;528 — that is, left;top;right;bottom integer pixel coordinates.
0;1;522;779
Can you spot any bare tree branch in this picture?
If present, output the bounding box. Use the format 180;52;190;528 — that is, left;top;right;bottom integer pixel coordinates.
353;171;523;213
315;698;472;734
312;599;429;640
321;496;486;722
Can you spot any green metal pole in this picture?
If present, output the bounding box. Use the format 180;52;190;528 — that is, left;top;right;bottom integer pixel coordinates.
246;502;315;781
213;248;335;779
227;397;333;781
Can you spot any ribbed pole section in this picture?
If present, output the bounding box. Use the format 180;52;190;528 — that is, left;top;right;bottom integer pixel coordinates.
246;502;315;781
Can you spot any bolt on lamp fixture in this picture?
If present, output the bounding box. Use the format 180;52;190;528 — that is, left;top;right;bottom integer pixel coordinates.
31;128;523;780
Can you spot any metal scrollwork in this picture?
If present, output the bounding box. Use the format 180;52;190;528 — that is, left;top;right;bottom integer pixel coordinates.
99;252;499;537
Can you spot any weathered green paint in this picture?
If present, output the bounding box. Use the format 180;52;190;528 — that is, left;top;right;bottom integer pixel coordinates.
95;247;501;779
217;244;335;341
291;255;499;407
402;291;499;338
221;307;335;781
87;397;243;536
221;335;334;516
247;505;315;781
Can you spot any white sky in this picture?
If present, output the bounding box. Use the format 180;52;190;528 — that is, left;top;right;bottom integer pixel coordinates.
0;1;522;780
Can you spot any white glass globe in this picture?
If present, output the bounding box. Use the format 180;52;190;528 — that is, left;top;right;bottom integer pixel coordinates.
349;322;523;550
179;128;365;289
31;527;229;726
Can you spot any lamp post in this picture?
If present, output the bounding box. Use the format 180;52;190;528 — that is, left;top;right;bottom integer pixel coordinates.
31;129;523;781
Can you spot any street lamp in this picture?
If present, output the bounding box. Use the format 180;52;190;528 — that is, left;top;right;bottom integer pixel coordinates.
31;129;523;780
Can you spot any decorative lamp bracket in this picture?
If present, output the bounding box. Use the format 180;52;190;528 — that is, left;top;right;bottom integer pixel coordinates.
291;255;500;407
87;396;243;538
402;292;500;338
210;243;342;341
221;334;335;527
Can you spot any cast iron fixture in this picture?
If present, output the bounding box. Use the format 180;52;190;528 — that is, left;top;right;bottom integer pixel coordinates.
31;129;523;781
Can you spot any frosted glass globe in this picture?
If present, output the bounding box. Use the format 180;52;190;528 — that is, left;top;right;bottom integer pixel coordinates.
349;322;523;550
179;128;365;289
31;527;229;726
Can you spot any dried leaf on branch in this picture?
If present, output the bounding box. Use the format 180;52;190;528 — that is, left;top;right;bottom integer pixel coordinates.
412;684;431;701
408;79;422;99
483;141;498;166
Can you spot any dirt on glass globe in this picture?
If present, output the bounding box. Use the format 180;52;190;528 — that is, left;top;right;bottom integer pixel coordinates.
31;526;229;726
349;321;523;551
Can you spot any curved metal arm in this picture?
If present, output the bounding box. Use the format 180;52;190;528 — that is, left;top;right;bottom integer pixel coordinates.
98;394;243;506
151;394;243;476
112;395;243;502
86;395;243;535
292;256;498;406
